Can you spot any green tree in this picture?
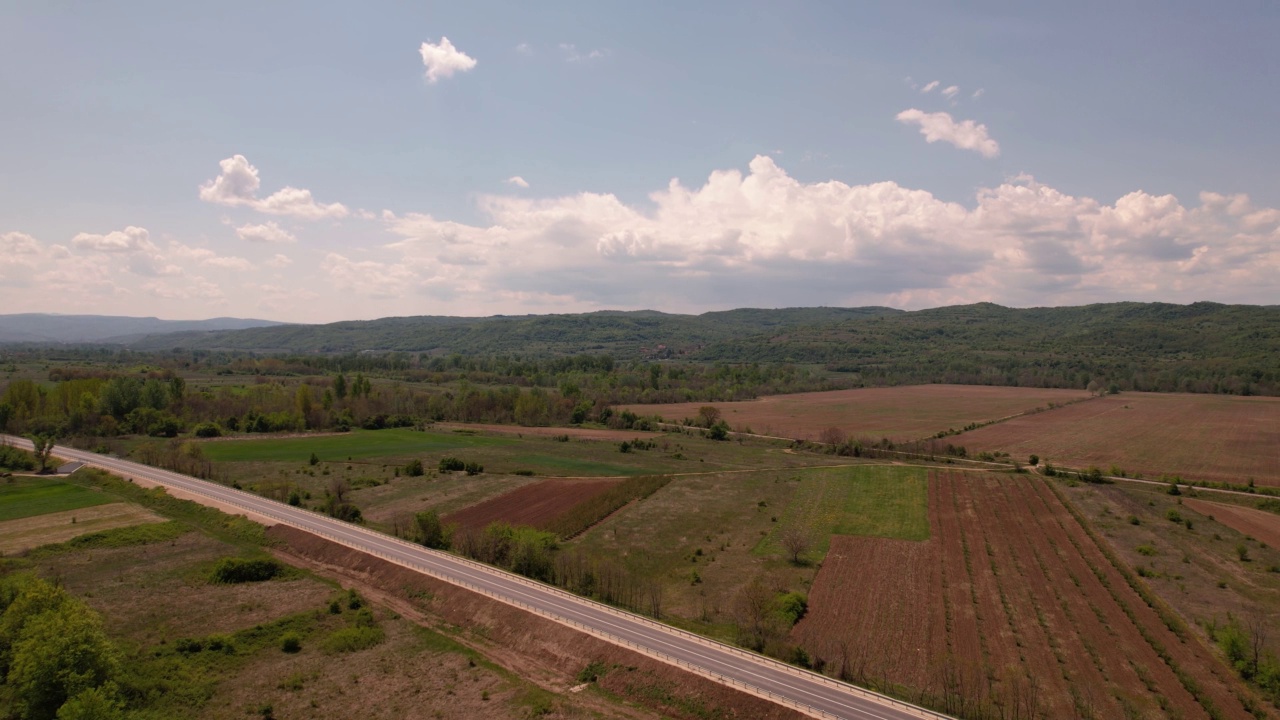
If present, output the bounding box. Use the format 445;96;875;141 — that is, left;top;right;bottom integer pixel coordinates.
8;601;119;720
55;683;125;720
29;435;54;473
333;374;348;400
414;509;450;550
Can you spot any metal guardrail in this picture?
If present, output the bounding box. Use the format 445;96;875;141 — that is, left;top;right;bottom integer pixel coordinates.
13;437;948;720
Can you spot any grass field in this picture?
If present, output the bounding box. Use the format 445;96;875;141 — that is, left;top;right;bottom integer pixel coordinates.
201;428;517;463
755;465;929;557
620;384;1090;442
0;478;115;521
951;391;1280;485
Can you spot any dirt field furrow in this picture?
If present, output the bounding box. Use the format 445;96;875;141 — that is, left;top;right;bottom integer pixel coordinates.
444;478;623;530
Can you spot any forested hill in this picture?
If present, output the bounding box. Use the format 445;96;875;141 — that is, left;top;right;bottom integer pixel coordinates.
0;314;284;344
119;301;1280;395
126;307;902;354
694;302;1279;394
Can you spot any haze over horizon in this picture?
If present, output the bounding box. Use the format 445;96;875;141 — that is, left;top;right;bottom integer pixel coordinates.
2;2;1278;323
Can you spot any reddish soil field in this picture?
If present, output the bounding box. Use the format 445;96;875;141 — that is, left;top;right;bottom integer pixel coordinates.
444;478;622;530
951;392;1280;486
1184;498;1280;549
793;471;1258;719
435;422;660;440
619;385;1089;442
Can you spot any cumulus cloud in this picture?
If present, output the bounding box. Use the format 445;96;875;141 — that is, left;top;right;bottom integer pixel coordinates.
199;155;349;219
941;85;960;99
896;109;1000;158
1;231;42;255
235;221;297;244
920;80;940;93
360;155;1280;313
506;176;530;188
265;254;293;268
419;37;477;83
72;226;156;253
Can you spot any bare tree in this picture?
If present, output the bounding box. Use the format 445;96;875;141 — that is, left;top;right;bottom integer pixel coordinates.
817;426;847;447
780;527;812;565
697;405;722;428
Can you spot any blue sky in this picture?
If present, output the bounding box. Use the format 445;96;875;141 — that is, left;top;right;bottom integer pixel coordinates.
2;1;1278;322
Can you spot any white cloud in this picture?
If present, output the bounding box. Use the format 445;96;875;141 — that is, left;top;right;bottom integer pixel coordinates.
366;155;1280;312
199;155;349;219
235;221;297;244
941;85;960;99
419;37;477;83
559;43;606;62
920;80;940;93
506;176;530;188
266;254;293;268
1;231;42;255
896;109;1001;158
143;276;224;301
72;226;157;253
515;43;532;55
972;88;985;99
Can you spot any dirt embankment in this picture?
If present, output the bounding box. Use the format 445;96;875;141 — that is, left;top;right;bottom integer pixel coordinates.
266;525;804;720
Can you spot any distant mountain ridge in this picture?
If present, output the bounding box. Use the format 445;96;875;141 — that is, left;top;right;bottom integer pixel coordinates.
0;314;287;344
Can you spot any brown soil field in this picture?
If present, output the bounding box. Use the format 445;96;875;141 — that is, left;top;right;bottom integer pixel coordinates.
951;392;1280;486
444;478;624;530
0;503;163;554
1184;498;1280;549
435;422;660;440
269;525;807;720
620;385;1090;442
793;472;1259;719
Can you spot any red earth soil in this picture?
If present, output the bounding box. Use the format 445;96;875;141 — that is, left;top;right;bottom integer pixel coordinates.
792;471;1259;719
1184;499;1280;549
443;478;623;530
952;392;1280;486
619;385;1089;443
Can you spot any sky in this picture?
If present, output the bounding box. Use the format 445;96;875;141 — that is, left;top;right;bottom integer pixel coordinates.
1;1;1278;323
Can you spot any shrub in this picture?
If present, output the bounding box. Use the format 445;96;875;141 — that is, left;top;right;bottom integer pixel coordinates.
1028;454;1039;466
1235;544;1251;562
464;461;483;475
1127;515;1141;526
1165;509;1183;523
192;422;222;438
210;557;283;584
322;626;385;654
1136;544;1157;556
404;459;424;477
280;633;301;653
309;452;319;466
773;592;808;626
438;457;465;473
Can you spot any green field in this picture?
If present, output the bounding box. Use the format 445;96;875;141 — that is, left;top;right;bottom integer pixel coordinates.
200;428;517;463
755;465;929;557
0;478;115;521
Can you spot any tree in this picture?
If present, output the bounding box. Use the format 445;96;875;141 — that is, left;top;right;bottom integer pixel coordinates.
697;406;722;428
29;435;54;473
780;527;811;565
414;510;450;550
8;600;120;720
295;385;313;419
56;683;125;720
817;427;846;447
1028;454;1039;467
333;374;348;400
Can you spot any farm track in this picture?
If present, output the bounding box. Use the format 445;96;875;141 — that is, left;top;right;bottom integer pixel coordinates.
794;471;1260;718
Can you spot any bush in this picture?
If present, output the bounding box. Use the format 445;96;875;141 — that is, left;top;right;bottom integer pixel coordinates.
463;461;483;475
1236;544;1251;562
321;626;384;654
1127;515;1141;525
404;459;424;477
1136;544;1157;556
438;457;465;473
1166;508;1183;523
280;633;301;653
210;557;283;584
192;422;222;438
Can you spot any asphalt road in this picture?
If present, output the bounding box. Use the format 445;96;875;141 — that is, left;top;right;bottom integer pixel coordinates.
3;435;944;720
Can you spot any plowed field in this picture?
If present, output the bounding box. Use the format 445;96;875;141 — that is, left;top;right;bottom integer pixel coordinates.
619;385;1089;442
951;392;1280;486
1184;498;1280;549
793;471;1257;719
443;478;622;530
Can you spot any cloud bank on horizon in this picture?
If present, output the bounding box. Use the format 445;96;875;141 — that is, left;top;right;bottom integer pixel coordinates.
2;4;1277;322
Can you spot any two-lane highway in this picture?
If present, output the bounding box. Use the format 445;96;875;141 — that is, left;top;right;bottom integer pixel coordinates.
2;435;946;720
